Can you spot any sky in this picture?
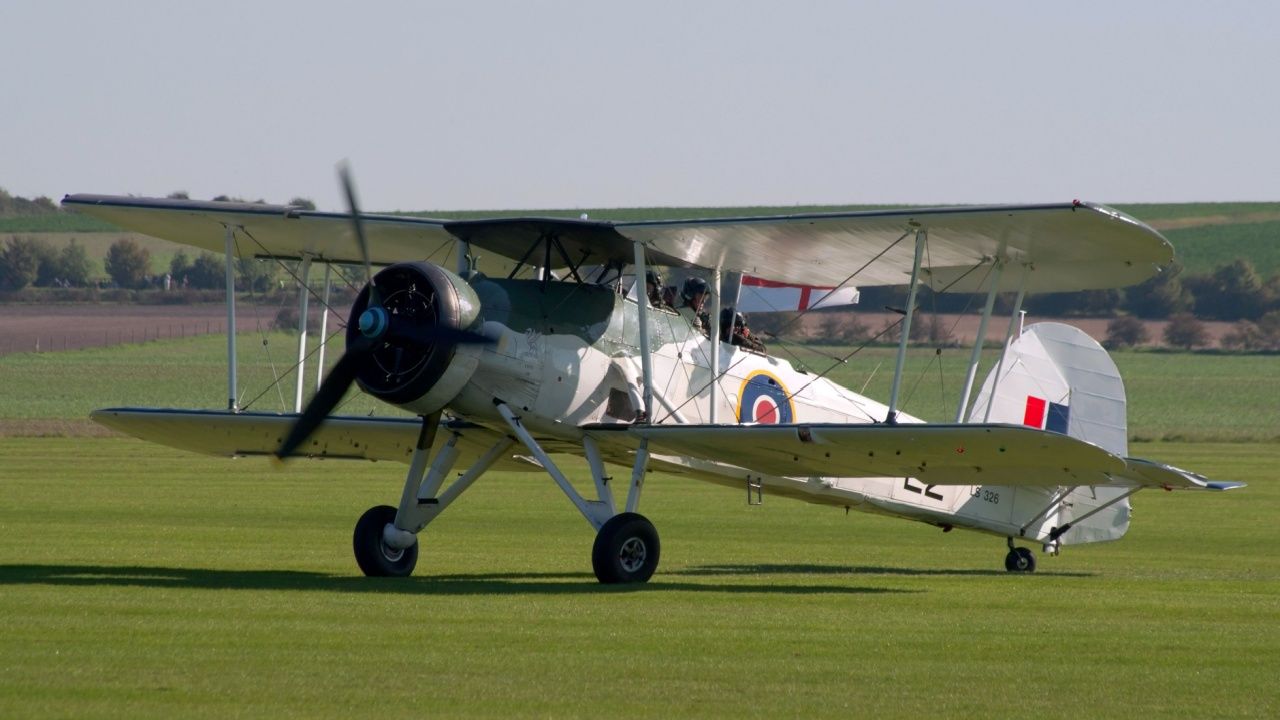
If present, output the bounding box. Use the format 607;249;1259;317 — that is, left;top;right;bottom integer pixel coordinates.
3;1;1277;212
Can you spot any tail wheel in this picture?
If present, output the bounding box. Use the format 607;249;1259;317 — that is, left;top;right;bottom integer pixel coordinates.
353;505;418;577
592;512;660;584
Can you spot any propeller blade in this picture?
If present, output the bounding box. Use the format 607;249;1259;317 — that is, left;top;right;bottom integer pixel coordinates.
275;348;368;460
338;162;378;305
388;322;493;350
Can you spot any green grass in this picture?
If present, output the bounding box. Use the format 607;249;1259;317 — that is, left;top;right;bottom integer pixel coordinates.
0;332;404;423
3;335;1278;442
0;437;1274;718
0;213;117;233
1112;201;1280;222
0;313;1275;717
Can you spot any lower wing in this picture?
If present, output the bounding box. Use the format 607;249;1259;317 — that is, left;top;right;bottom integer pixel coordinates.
603;423;1244;491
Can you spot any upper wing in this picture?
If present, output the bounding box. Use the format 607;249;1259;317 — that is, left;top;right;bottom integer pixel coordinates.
62;195;457;266
615;203;1172;293
610;423;1243;490
64;195;1171;293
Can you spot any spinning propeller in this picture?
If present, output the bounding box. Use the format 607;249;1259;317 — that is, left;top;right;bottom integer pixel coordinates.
275;166;489;460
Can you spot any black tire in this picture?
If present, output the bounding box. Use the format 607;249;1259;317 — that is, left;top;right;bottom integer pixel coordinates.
592;512;660;584
353;505;418;577
1004;546;1036;573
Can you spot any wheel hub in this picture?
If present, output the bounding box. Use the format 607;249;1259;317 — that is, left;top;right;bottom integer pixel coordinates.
379;542;405;563
618;537;647;573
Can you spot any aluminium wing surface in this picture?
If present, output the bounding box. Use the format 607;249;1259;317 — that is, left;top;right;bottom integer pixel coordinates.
62;195;458;265
608;423;1243;491
437;203;1176;292
64;195;1171;294
613;202;1173;293
89;408;541;471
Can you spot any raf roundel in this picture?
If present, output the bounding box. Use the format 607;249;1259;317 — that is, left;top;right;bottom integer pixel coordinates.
738;371;795;424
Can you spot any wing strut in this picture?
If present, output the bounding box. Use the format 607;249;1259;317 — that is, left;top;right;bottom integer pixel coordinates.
708;267;722;423
293;256;313;413
632;241;655;420
315;263;333;392
955;256;1005;421
223;224;239;412
982;264;1030;422
885;229;927;424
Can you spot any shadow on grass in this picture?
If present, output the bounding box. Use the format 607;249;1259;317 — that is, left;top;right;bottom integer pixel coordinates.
675;563;1095;578
0;564;912;595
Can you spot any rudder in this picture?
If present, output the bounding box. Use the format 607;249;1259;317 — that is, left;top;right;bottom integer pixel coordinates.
967;322;1132;546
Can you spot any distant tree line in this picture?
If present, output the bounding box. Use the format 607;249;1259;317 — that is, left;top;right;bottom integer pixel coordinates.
0;188;58;216
1;236;93;289
750;258;1280;353
0;188;316;218
0;235;283;293
0;189;317;293
857;258;1280;323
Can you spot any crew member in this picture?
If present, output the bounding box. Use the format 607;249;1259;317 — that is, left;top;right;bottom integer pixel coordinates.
644;270;670;310
678;277;710;335
719;307;767;352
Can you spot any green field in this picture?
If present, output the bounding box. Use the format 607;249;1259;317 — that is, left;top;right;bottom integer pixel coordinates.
1165;220;1280;278
0;437;1274;718
1;334;1277;717
3;335;1278;442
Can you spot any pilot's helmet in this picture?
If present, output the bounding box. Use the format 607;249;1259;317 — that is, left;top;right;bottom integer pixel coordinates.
645;270;662;288
719;308;746;330
681;276;709;300
719;307;736;328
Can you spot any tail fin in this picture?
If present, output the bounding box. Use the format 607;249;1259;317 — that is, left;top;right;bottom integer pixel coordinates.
968;322;1132;546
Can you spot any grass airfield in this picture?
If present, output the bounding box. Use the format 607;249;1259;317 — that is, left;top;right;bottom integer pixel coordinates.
0;338;1277;718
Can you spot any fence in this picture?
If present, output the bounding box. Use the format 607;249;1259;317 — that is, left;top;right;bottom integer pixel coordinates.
0;320;230;356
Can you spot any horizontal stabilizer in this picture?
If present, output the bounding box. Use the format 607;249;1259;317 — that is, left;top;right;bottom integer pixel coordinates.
1123;458;1246;491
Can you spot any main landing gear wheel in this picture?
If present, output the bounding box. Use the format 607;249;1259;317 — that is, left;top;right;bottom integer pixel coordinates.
1004;546;1037;573
592;512;660;584
353;505;418;577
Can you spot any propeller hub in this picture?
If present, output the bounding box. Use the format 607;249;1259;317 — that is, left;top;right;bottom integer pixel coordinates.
358;306;388;339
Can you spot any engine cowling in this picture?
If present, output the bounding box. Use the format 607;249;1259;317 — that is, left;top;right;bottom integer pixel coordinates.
347;262;483;415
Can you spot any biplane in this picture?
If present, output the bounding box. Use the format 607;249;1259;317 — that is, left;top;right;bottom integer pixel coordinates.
62;176;1243;583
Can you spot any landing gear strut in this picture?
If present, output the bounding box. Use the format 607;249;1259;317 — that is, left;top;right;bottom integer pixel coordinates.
1004;538;1036;573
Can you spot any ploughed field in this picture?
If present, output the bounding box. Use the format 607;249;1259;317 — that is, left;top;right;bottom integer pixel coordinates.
0;304;261;356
